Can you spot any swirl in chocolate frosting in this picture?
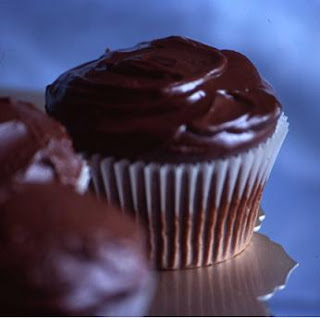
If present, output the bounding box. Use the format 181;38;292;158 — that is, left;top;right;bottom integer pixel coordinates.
46;36;281;162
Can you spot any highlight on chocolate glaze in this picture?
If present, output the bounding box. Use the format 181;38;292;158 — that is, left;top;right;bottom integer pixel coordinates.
46;36;281;162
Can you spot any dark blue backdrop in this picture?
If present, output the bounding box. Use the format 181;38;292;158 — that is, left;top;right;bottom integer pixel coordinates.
1;0;319;315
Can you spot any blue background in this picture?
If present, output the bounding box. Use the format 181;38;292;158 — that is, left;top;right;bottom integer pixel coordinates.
1;0;319;315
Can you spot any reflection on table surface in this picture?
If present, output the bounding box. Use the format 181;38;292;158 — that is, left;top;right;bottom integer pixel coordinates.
149;233;297;317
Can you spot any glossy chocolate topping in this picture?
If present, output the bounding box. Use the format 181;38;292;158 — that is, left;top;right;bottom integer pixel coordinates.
0;97;83;194
46;36;281;162
0;183;149;315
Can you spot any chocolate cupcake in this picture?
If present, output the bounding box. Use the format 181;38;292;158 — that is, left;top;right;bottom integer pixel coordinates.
0;97;89;197
0;183;153;316
46;36;288;269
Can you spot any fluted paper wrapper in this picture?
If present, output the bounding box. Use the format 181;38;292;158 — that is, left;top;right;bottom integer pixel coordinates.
90;114;288;269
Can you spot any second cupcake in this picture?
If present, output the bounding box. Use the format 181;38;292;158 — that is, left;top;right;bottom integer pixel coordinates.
46;36;288;269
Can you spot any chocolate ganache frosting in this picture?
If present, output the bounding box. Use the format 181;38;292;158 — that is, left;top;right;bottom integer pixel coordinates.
0;98;84;195
46;36;281;162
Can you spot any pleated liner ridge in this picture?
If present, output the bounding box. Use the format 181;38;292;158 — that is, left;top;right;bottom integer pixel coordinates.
90;114;288;269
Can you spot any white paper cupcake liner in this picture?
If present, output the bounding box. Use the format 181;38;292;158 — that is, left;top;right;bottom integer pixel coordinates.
90;113;288;269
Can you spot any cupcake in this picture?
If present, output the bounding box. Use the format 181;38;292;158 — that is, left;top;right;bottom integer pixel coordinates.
46;36;288;269
0;97;89;197
0;183;153;316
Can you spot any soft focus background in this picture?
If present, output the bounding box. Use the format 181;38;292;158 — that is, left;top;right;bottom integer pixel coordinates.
1;0;319;315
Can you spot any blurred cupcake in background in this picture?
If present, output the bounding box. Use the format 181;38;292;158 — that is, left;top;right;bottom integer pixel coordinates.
0;183;153;316
0;97;89;200
46;36;288;269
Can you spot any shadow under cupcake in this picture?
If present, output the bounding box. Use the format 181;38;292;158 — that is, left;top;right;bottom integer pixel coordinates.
45;36;288;269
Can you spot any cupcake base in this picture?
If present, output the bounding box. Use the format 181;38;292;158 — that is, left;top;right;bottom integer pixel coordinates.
90;114;288;269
